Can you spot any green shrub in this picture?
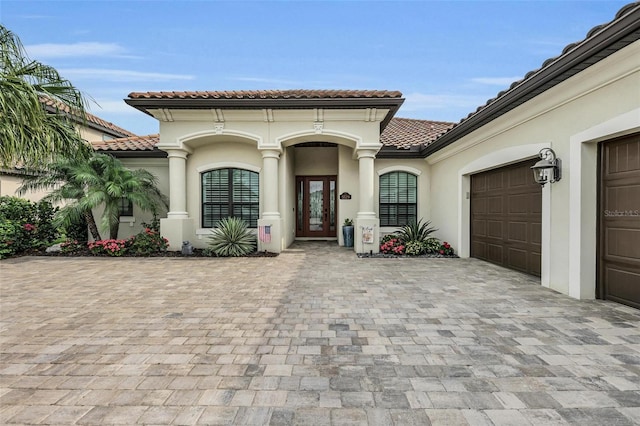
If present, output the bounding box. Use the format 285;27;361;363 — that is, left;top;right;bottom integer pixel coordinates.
63;214;88;243
397;219;437;243
404;240;425;256
206;217;256;257
60;239;85;254
423;237;441;254
0;196;59;258
0;220;25;259
128;227;169;255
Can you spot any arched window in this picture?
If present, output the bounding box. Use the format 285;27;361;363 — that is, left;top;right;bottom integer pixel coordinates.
201;168;259;228
379;171;417;226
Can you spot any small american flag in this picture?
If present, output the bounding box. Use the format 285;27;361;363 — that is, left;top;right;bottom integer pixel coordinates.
259;225;271;243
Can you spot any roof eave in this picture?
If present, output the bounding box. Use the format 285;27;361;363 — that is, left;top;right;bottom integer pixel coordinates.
124;97;405;131
95;149;167;159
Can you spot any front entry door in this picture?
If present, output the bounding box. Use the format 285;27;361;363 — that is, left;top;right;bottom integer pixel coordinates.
296;176;337;237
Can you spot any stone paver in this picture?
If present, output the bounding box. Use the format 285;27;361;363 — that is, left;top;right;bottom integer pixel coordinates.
2;241;640;424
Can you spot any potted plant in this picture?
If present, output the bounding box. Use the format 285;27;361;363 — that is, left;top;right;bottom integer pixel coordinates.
342;218;354;248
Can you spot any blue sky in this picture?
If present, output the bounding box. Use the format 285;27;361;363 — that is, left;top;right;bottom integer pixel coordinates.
1;0;629;136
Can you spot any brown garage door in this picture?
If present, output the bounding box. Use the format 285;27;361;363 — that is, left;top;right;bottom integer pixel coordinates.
471;159;542;276
599;133;640;308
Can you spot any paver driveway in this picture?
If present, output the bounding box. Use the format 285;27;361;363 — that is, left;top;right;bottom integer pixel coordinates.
2;241;640;425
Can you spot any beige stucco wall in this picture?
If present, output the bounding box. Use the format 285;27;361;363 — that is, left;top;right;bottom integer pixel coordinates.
374;159;432;237
427;40;640;298
155;108;389;250
88;158;169;241
0;174;51;202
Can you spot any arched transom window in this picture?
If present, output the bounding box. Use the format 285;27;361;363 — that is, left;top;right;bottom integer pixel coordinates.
379;171;417;226
201;168;259;228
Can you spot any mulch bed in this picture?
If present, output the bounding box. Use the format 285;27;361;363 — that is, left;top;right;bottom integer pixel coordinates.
357;253;459;259
26;248;278;258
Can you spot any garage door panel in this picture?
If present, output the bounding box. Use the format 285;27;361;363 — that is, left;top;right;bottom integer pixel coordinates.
488;220;503;238
530;252;542;276
531;223;542;244
605;267;640;308
471;159;541;277
605;185;640;212
605;228;640;260
488;173;504;190
472;220;487;237
507;248;529;272
508;167;529;187
487;244;504;264
473;198;487;214
472;241;488;260
488;197;503;214
508;194;530;214
600;133;640;308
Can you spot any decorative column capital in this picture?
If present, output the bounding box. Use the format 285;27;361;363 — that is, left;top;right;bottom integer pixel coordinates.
164;148;191;160
356;149;377;160
260;149;281;160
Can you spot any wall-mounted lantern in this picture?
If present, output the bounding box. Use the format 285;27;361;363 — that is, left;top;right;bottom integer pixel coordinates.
531;148;561;186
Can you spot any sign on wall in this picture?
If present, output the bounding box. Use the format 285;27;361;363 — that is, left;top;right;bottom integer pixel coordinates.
362;226;374;244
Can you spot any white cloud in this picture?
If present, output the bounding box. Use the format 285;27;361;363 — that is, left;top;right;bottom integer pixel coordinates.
25;42;129;58
59;68;195;82
471;77;521;86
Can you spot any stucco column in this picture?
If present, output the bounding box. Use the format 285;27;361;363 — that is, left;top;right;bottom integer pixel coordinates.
354;148;380;253
258;148;283;253
166;149;189;219
261;149;281;219
357;149;377;219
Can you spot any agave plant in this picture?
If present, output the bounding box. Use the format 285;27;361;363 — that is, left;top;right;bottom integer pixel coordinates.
206;217;257;257
397;219;437;243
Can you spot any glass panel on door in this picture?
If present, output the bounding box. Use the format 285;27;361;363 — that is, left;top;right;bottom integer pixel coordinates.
308;180;324;232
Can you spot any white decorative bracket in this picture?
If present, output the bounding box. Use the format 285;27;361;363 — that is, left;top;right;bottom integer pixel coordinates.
313;122;324;134
214;123;224;135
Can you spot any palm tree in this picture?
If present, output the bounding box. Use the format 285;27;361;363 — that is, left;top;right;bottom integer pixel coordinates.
18;156;102;241
0;25;91;167
19;153;168;240
77;154;168;239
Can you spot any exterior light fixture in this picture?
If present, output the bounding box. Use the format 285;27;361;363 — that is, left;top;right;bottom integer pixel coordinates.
531;148;561;186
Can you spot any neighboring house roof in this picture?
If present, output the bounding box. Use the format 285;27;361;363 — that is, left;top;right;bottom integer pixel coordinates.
419;1;640;158
92;134;164;158
41;97;136;139
126;89;405;130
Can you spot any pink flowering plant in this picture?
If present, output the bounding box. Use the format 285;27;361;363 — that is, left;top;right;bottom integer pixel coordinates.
88;239;129;256
380;236;405;255
376;220;456;257
128;227;169;255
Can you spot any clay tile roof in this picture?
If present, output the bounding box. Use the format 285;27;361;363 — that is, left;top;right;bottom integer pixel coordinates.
92;134;159;152
128;89;403;100
41;97;136;138
381;118;456;149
